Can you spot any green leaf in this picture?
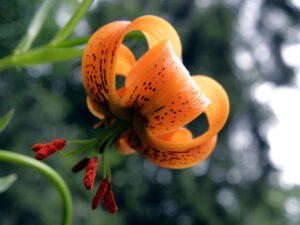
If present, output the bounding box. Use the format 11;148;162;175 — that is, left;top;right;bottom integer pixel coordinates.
0;174;17;193
50;0;93;46
14;0;54;55
0;109;15;133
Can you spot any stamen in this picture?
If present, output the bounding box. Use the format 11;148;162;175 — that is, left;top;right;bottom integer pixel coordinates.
72;157;90;173
103;182;118;214
92;178;109;210
31;143;44;152
52;139;66;150
84;156;98;190
35;139;66;160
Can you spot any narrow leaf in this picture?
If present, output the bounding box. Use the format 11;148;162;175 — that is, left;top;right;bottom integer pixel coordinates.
15;47;84;66
0;174;18;193
50;0;93;46
0;109;15;133
14;0;54;55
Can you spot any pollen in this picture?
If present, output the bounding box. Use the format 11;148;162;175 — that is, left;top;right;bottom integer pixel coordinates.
92;178;109;210
103;182;118;214
31;143;44;152
34;139;66;160
83;157;98;190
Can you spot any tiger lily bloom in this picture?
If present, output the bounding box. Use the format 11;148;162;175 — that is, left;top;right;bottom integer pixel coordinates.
31;15;229;213
82;15;229;169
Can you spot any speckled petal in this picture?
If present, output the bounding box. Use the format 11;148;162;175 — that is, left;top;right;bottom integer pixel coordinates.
86;96;105;119
115;130;136;155
122;41;210;135
82;16;182;120
133;133;217;169
132;75;229;152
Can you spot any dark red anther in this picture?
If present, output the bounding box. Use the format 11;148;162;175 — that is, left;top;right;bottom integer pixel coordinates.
83;157;98;190
35;146;51;160
103;182;118;214
52;139;66;150
31;143;44;152
72;157;90;173
34;139;66;160
92;178;109;210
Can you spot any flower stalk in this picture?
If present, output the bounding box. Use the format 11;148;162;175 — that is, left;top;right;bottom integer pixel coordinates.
0;150;72;225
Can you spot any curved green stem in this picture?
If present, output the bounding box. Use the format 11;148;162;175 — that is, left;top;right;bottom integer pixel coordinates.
0;150;72;225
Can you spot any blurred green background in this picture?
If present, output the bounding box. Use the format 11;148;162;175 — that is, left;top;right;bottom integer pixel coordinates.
1;0;300;224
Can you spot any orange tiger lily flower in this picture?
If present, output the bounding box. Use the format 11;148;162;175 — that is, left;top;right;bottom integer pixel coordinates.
82;15;229;169
31;15;229;213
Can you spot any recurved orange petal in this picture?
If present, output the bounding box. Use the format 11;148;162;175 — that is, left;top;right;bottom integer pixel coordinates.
122;40;210;135
82;21;130;118
132;75;229;152
87;96;106;119
115;44;136;77
116;127;192;155
132;133;217;169
116;127;215;169
115;130;136;155
82;16;182;120
129;15;181;58
156;127;193;143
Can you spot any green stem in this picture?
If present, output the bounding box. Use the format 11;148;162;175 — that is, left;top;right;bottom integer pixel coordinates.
0;34;91;71
0;47;83;71
103;119;131;137
14;0;54;55
67;138;97;145
0;55;16;71
0;150;72;225
100;120;130;180
55;36;91;48
59;140;97;157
